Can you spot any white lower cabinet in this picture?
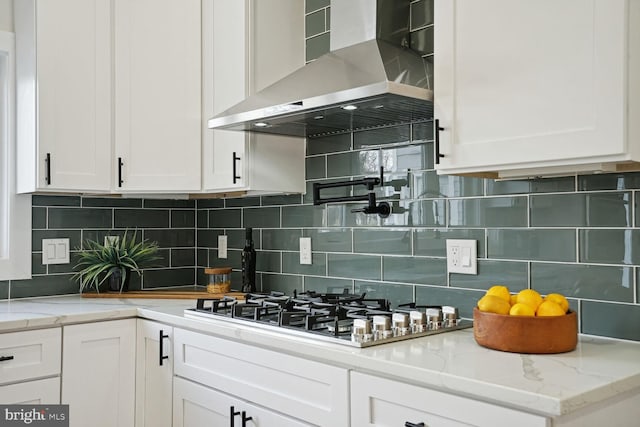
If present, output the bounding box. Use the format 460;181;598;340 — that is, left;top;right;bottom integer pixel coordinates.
135;319;173;427
0;377;60;404
173;376;312;427
61;319;136;427
173;328;349;426
350;372;547;427
0;327;61;404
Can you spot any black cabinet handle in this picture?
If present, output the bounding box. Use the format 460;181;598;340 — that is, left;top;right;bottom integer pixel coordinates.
118;157;124;187
158;330;169;366
405;422;426;427
45;153;51;185
241;411;252;427
232;151;241;184
230;406;240;427
434;119;445;165
0;355;14;362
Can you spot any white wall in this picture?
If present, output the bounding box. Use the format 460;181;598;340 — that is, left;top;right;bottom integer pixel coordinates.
0;0;13;32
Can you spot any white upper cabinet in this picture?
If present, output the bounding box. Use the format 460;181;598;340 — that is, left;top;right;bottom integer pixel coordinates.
15;0;112;193
202;0;305;195
114;0;201;192
434;0;640;178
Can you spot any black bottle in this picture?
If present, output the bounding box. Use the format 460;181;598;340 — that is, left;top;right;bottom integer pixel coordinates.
241;227;256;293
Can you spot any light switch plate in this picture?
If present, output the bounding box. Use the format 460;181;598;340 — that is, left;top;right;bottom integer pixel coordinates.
218;235;228;259
446;239;477;275
299;237;312;265
42;238;70;265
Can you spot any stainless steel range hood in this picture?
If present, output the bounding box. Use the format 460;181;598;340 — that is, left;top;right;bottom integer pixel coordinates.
207;0;433;138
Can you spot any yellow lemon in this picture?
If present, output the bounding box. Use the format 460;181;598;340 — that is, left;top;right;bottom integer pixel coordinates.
486;285;511;304
517;289;543;311
536;300;565;317
545;293;569;313
477;295;511;315
509;303;535;317
510;294;518;306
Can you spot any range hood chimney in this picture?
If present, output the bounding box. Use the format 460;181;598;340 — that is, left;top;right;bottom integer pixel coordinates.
208;0;433;138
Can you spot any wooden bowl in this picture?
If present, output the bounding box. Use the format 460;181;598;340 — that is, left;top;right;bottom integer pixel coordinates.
473;307;578;354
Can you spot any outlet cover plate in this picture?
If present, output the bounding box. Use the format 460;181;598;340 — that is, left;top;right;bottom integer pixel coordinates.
446;239;477;275
42;238;70;265
218;235;228;259
299;237;312;265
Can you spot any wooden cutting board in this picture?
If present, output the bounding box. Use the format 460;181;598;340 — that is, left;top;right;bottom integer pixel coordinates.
80;290;246;300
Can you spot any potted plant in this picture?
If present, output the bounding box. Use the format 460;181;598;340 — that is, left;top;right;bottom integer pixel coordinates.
72;229;161;293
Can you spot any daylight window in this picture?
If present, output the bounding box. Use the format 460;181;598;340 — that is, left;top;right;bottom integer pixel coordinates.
0;31;31;281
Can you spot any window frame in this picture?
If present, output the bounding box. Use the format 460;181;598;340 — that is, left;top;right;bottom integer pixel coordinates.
0;30;31;281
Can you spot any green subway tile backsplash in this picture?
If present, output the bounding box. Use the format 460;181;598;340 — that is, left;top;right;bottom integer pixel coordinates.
530;193;631;227
578;172;640;191
382;256;446;286
328;253;381;280
48;208;112;229
581;301;640;341
244;207;281;228
449;197;528;227
531;263;633;303
303;228;352;252
305;9;326;38
306;33;330;62
487;229;576;262
307;133;351;155
579;229;640;265
449;260;528;292
305;0;329;14
2;0;637;343
487;177;575;196
354;229;412;255
355;280;413;309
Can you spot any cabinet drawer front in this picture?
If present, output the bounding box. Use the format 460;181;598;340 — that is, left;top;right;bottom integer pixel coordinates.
351;372;547;427
174;328;348;427
0;328;61;385
173;377;312;427
0;377;60;404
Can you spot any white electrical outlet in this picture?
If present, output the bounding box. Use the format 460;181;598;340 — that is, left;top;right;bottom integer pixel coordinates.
446;239;477;274
299;237;312;265
42;238;70;265
218;235;228;259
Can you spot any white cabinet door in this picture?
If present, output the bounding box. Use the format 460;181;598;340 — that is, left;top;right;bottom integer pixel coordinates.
202;0;305;195
15;0;112;193
202;0;248;192
434;0;635;178
351;372;547;427
0;377;60;404
173;377;312;427
135;320;173;427
61;319;135;427
114;0;201;192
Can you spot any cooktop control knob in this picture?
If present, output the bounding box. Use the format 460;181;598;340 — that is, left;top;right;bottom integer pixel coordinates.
442;306;459;328
410;311;427;333
372;315;393;340
352;318;373;343
392;313;410;336
426;308;442;330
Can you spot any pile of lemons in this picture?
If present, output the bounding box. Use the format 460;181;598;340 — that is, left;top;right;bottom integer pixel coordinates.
477;285;569;317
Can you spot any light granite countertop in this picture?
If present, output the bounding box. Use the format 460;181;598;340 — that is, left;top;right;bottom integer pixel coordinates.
1;295;639;418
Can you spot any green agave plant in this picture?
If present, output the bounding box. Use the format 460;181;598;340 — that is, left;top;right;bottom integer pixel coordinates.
72;229;161;293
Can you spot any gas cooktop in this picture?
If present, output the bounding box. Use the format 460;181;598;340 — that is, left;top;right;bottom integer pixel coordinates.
184;290;472;348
